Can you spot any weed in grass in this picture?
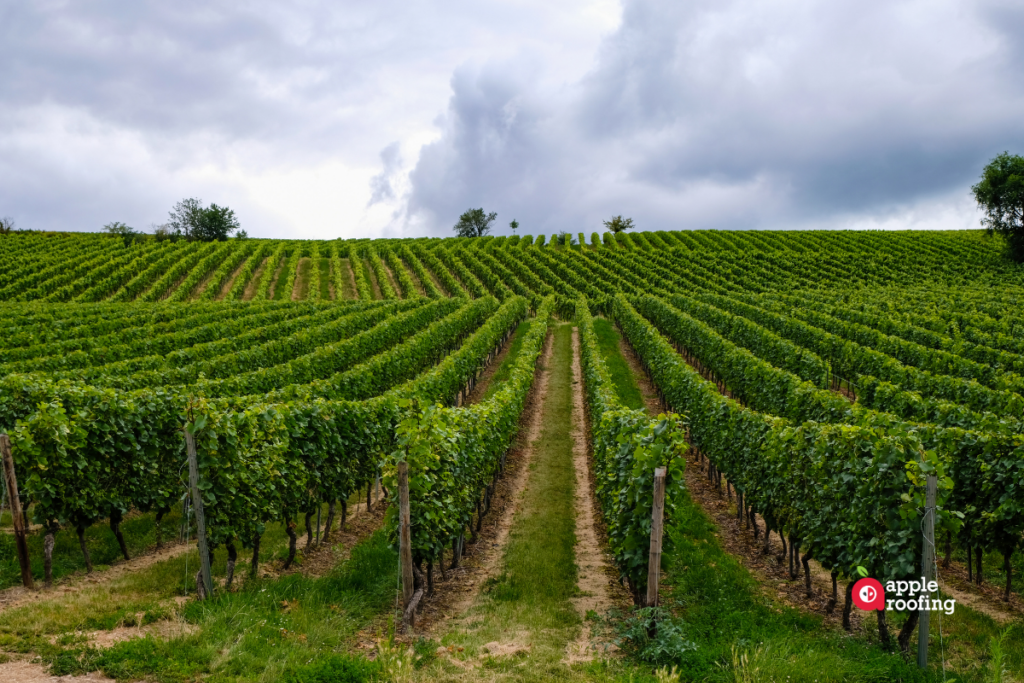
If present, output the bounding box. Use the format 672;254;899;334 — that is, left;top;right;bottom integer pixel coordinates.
142;607;172;625
654;666;682;683
282;653;381;683
985;626;1013;683
727;640;904;683
936;598;1024;677
375;634;416;683
613;607;697;666
412;636;440;669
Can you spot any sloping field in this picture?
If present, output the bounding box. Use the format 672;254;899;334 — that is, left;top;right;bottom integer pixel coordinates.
1;228;1023;681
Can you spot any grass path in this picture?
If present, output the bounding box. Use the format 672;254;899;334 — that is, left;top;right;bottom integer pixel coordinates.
424;324;580;681
417;324;638;682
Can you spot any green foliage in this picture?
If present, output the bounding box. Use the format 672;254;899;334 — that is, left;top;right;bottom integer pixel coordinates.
384;247;418;299
577;299;689;602
604;215;635;233
364;245;397;299
102;221;144;247
614;607;697;665
282;654;380;683
196;203;240;242
381;297;547;561
167;198;240;242
611;293;961;586
273;245;303;301
453;207;497;238
3;228;1024;635
435;245;487;297
973;152;1024;261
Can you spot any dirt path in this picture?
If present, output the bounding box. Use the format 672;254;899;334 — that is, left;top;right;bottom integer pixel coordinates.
402;260;428;297
411;331;553;633
0;660;113;682
265;503;388;590
0;494;387;619
189;256;226;301
380;262;402;298
0;501;389;683
932;559;1022;624
324;259;336;300
159;270;191;301
241;257;269;301
416;324;590;680
291;257;312;301
566;328;631;663
0;540;194;616
422;262;449;297
338;258;357;300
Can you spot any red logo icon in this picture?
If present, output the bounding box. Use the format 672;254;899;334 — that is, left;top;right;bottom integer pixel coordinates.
852;578;885;611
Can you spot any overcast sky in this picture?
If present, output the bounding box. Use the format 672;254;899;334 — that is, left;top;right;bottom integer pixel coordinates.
2;0;1022;239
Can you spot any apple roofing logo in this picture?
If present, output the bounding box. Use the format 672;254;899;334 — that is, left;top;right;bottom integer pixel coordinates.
852;577;885;611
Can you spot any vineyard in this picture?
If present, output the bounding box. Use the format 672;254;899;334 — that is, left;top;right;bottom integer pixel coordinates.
1;228;1024;681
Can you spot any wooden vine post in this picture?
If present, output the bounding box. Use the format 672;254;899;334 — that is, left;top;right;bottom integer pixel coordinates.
646;467;667;607
918;473;937;668
184;429;214;600
398;461;415;628
1;434;35;590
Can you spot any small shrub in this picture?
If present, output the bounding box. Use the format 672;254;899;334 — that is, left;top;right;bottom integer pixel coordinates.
142;607;171;625
614;607;697;666
412;636;439;669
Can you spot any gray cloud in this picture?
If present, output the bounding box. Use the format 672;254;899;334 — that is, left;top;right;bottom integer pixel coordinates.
2;0;1021;237
0;0;613;235
403;0;1024;234
368;142;403;206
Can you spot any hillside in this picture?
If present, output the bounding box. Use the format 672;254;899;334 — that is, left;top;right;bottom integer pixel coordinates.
1;228;1023;682
0;229;1021;304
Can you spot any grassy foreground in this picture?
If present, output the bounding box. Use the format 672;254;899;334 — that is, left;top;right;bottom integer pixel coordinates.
0;530;397;682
